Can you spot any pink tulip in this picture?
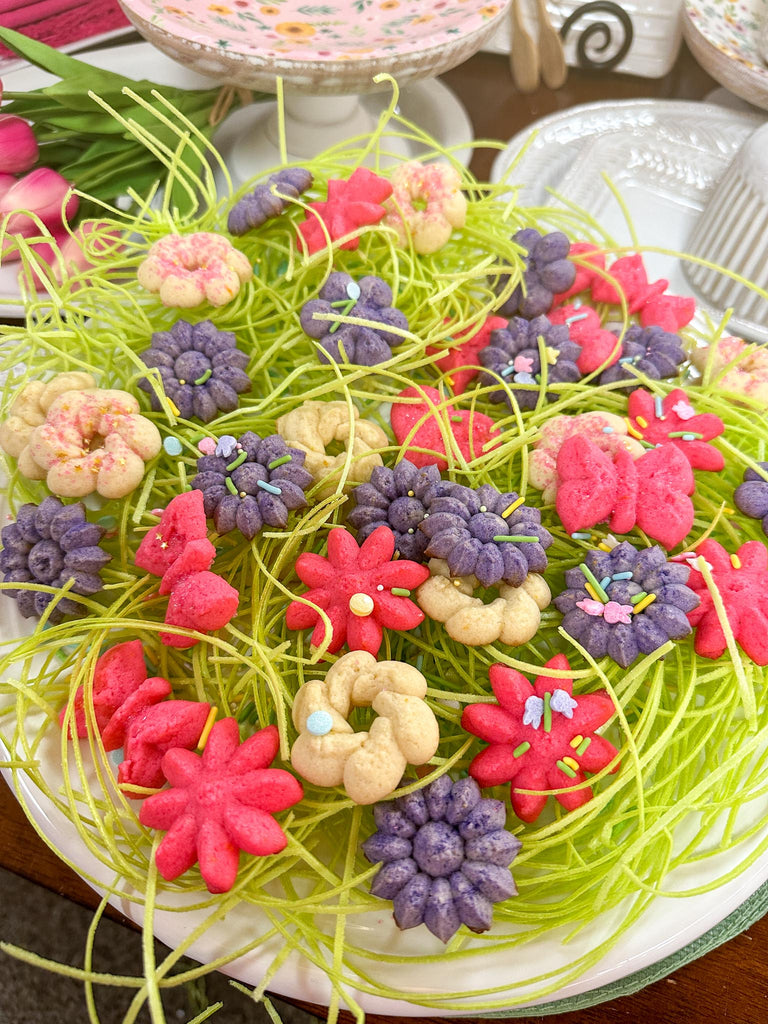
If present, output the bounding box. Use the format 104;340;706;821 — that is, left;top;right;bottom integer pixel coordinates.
59;220;122;276
0;172;15;202
0;114;38;174
0;167;78;236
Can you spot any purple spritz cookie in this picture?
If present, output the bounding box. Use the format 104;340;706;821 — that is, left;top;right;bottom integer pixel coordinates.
192;431;313;539
138;319;252;423
478;314;582;411
300;271;408;366
734;463;768;538
419;482;552;587
553;541;699;668
362;775;521;943
493;228;577;318
346;458;449;562
0;496;111;623
599;325;685;390
228;167;313;235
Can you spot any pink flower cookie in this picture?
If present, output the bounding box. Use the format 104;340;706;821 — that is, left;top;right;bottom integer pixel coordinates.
383;161;467;255
529;412;644;503
26;387;161;499
137;232;252;308
691;335;768;405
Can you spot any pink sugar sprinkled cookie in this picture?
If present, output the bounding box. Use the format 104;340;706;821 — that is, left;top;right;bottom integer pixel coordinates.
137;232;252;308
390;385;501;471
383;161;467;255
139;719;303;893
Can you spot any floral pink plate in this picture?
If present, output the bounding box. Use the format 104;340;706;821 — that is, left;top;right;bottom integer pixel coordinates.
118;0;509;93
683;0;768;110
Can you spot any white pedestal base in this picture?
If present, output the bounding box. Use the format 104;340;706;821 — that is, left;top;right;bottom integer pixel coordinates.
213;77;473;186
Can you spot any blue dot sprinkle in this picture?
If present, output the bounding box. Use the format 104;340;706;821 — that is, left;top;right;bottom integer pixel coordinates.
306;710;333;736
346;280;361;301
163;436;182;456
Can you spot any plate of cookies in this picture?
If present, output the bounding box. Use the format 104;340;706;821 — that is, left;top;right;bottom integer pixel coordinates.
2;89;768;1022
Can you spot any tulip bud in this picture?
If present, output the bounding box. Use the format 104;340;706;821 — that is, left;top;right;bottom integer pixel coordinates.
0;172;15;202
0;167;78;236
0;114;38;174
59;220;122;277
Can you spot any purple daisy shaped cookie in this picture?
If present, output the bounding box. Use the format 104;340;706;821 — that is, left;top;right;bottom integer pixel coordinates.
362;775;521;943
553;541;699;668
599;325;685;390
227;167;313;235
299;271;408;367
493;228;577;318
346;458;449;562
192;431;313;539
0;497;110;623
478;314;582;411
419;483;552;587
138;319;251;423
734;463;768;538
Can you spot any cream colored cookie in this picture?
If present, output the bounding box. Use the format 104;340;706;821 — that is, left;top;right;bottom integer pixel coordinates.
277;400;388;499
290;650;439;805
417;558;551;648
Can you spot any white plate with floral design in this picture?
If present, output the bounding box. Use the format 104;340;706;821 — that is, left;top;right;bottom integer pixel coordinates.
117;0;509;93
683;0;768;110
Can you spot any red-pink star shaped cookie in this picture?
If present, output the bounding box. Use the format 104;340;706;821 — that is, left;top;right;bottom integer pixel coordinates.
685;540;768;665
461;654;620;823
427;315;508;394
297;167;392;254
285;525;429;656
627;388;725;472
139;719;303;893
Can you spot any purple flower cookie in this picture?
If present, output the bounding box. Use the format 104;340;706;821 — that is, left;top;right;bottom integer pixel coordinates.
493;228;577;319
553;541;699;668
300;271;408;367
478;314;582;411
734;463;768;538
363;775;520;943
346;458;448;562
599;325;685;390
192;431;313;539
419;482;552;587
227;167;313;235
0;497;111;623
138;319;251;423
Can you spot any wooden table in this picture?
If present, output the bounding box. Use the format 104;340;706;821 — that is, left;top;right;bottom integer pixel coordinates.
3;39;768;1024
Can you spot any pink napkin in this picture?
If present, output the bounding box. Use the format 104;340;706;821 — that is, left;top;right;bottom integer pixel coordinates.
0;0;130;61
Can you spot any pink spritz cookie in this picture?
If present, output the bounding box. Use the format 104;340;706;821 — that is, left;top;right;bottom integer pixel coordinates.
138;232;252;308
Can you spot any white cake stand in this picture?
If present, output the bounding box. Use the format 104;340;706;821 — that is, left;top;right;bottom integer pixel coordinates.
117;0;510;177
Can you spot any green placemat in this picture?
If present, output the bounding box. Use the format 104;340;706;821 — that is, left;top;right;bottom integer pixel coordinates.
483;878;768;1017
